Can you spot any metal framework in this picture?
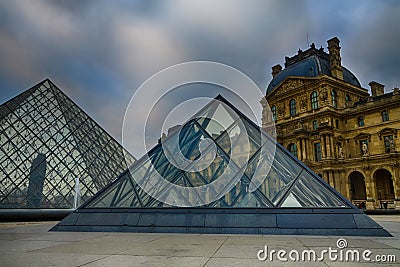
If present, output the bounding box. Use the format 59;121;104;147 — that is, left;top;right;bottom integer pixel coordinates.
0;79;135;208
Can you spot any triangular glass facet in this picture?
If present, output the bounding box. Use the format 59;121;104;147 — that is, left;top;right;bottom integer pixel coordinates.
279;171;348;208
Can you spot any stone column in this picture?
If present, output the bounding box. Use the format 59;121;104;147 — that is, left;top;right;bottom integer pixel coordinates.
301;138;307;161
304;139;312;160
329;170;335;188
298;138;303;161
343;171;352;200
304;138;309;161
364;169;377;209
325;170;331;185
325;134;332;158
334;170;344;195
321;134;326;159
392;164;400;209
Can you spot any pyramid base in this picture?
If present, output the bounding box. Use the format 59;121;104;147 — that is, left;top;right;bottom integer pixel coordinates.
51;208;391;237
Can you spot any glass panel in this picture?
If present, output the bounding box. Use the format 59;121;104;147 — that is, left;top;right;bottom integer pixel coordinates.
148;173;193;207
245;145;302;206
280;192;302;207
216;118;261;168
211;174;271;207
183;144;240;185
87;178;124;207
280;171;348;208
162;121;211;168
195;102;236;139
123;146;182;205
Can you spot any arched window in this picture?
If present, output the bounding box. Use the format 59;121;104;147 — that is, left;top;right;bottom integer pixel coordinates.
310;91;319;110
289;99;296;116
345;94;351;102
288;143;298;158
331;90;337;108
271;106;277;122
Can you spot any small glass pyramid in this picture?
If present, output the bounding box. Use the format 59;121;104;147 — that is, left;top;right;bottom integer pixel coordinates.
0;79;135;208
54;95;390;236
83;95;348;209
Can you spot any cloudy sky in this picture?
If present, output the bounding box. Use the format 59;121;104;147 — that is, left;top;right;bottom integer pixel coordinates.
0;0;399;157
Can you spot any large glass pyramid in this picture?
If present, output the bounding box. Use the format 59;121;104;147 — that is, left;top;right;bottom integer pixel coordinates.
54;95;390;236
0;79;135;208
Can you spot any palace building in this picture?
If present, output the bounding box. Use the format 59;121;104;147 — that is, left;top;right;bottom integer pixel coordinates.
261;37;400;209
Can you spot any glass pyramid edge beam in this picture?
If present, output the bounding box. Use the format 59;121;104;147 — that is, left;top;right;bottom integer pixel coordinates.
80;168;133;208
0;81;43;121
271;138;356;209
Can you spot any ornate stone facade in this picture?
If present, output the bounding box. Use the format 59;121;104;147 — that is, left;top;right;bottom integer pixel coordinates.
262;37;400;209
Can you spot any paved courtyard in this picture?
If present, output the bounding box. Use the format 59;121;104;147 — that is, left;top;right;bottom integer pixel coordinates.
0;215;399;266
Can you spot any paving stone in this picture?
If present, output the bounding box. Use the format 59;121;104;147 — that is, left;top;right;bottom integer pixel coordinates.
0;239;70;253
0;252;106;267
0;217;398;266
85;255;208;267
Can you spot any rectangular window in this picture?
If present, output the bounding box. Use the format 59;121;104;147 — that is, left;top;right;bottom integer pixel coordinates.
289;99;296;116
331;90;337;108
357;116;365;127
384;135;394;153
312;120;319;130
382;110;389;122
314;142;322;162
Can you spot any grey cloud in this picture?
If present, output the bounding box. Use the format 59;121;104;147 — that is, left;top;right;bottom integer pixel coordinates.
0;0;399;157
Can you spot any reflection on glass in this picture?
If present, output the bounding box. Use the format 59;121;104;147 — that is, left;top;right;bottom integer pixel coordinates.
0;81;134;208
280;171;348;208
84;96;351;209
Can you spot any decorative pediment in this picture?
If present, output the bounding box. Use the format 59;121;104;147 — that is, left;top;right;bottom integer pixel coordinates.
377;128;398;140
354;133;371;143
268;78;309;99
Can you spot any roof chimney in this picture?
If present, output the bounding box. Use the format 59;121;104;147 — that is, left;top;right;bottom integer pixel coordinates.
327;37;343;80
369;81;385;97
271;64;282;78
